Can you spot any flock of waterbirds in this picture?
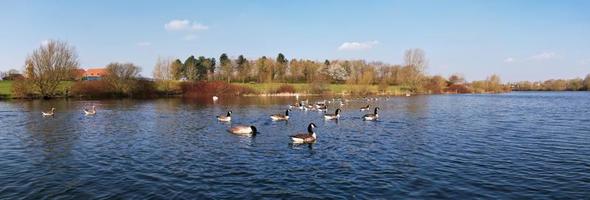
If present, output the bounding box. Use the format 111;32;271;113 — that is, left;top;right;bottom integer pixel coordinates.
40;96;384;144
216;96;382;144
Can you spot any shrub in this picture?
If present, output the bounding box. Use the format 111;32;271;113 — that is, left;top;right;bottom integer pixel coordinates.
274;84;296;93
11;79;36;98
131;79;158;98
180;81;255;98
349;85;373;96
310;79;329;94
71;80;112;98
446;84;472;94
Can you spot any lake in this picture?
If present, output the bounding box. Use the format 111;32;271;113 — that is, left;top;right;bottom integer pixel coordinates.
1;92;589;199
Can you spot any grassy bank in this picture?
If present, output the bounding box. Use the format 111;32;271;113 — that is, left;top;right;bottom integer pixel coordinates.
0;81;74;99
0;81;12;98
234;83;409;95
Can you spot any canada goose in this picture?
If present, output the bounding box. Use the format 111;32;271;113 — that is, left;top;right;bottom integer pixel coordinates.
229;125;258;136
42;107;55;117
360;105;370;111
363;107;380;121
212;96;219;101
324;108;341;120
217;111;232;122
304;105;316;111
270;109;290;121
289;102;303;110
84;105;96;115
290;123;317;143
315;100;326;108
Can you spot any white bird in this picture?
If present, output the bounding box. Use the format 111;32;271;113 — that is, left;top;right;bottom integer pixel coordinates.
212;96;219;101
42;107;55;117
84;106;96;115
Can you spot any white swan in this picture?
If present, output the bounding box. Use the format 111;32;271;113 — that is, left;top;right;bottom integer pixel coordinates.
84;106;96;115
42;108;55;117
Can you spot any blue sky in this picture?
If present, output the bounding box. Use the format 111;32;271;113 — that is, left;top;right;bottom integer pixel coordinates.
0;0;589;81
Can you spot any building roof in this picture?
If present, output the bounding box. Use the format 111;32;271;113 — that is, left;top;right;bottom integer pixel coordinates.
84;68;108;77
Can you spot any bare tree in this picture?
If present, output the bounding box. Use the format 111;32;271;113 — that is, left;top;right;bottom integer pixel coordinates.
104;62;141;95
153;57;176;94
486;74;502;92
403;48;428;92
24;40;79;97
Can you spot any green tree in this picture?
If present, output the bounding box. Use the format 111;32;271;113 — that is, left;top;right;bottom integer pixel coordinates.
196;56;209;80
208;57;216;80
275;53;288;81
220;53;232;82
236;55;249;82
171;59;183;80
256;56;272;83
184;56;198;80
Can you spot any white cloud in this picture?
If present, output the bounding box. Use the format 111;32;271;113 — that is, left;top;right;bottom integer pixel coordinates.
338;40;379;51
164;19;208;31
505;51;561;63
136;42;151;47
528;52;558;60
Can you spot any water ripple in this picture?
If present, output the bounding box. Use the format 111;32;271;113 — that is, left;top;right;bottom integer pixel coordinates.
0;93;589;199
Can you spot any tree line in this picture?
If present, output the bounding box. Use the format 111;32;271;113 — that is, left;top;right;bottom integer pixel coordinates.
511;76;590;91
155;49;431;92
154;48;511;94
8;39;589;99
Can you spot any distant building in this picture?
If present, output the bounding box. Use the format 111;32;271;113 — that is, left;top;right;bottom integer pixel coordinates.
2;73;24;81
72;69;86;80
82;68;108;80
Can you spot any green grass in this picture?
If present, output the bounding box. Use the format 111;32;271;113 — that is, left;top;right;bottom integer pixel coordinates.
234;82;409;95
0;81;12;98
0;80;74;99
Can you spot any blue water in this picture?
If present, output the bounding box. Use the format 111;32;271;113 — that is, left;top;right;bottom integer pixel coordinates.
1;92;589;199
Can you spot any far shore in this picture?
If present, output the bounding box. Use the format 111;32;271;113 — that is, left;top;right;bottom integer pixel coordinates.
4;79;588;101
